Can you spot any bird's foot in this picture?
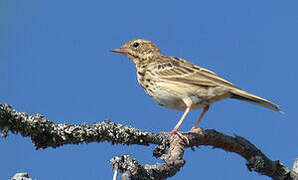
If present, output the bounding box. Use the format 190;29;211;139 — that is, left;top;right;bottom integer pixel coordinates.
160;129;189;145
189;127;204;135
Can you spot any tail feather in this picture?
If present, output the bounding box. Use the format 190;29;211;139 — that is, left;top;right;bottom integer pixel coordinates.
230;89;283;113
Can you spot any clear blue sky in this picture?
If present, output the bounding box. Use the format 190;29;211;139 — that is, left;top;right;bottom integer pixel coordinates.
1;0;297;179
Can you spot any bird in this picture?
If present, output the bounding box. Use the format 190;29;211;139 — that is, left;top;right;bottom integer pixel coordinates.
110;39;282;136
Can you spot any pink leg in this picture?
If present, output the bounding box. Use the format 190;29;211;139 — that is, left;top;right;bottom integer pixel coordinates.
191;105;210;130
171;103;192;134
161;97;193;135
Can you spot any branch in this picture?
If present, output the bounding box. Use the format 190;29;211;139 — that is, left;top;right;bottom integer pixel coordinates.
11;172;32;180
0;104;166;149
1;103;297;180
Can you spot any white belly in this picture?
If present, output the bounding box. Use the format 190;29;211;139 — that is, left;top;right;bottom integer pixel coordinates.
151;89;185;110
146;87;207;111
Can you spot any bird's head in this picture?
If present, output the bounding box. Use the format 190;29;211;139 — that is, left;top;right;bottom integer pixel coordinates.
110;39;162;66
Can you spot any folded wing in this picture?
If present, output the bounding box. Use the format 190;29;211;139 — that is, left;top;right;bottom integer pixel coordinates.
152;56;281;112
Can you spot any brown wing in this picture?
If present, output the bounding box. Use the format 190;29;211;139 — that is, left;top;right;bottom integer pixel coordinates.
150;56;240;89
149;56;281;112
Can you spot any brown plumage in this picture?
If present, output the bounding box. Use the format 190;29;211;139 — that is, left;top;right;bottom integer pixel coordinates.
110;39;282;135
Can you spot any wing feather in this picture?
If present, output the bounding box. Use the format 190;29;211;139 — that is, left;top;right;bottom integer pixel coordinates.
146;56;281;112
151;56;241;89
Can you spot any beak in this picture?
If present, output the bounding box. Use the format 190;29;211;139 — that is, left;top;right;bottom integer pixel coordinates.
109;48;128;54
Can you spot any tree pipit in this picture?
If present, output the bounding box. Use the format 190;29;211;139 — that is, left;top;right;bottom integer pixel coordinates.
110;39;282;137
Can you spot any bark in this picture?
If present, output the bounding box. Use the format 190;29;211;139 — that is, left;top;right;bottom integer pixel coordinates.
1;103;297;180
10;173;32;180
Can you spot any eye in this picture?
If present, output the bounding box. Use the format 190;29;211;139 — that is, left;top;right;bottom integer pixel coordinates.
133;42;140;48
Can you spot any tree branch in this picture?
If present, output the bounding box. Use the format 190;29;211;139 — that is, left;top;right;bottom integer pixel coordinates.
1;103;297;180
11;172;32;180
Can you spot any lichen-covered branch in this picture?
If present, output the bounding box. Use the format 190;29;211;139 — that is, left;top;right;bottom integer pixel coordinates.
1;103;297;180
110;136;186;180
11;172;32;180
0;104;166;149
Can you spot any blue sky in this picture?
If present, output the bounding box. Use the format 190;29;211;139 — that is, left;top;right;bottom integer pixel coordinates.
1;0;298;179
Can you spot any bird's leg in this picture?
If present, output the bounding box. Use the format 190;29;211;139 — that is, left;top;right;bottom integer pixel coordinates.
190;105;210;131
161;97;192;142
172;104;192;133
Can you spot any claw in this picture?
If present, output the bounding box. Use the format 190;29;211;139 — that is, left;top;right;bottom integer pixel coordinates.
160;129;189;145
189;127;204;135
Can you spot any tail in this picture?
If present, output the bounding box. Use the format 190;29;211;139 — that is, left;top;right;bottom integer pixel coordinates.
230;89;283;113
